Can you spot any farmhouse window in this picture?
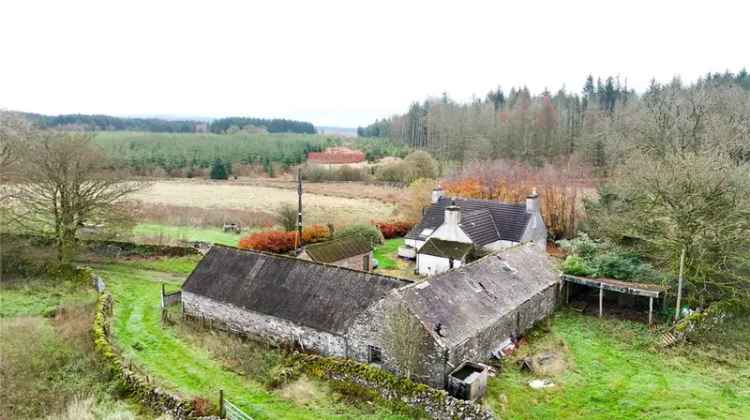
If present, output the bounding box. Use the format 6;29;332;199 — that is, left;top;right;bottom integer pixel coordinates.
367;345;383;364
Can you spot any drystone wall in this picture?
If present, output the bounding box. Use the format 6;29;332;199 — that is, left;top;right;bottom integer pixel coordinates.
292;353;495;420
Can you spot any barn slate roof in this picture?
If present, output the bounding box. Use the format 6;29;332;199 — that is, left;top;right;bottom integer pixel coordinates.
182;245;408;335
405;197;530;244
419;238;474;260
398;244;559;347
304;235;372;263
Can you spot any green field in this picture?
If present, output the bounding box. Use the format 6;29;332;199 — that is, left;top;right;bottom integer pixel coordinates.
487;311;750;419
374;238;404;269
131;223;246;246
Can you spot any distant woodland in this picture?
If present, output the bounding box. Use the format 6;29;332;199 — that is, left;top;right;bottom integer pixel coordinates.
358;70;750;170
20;112;317;135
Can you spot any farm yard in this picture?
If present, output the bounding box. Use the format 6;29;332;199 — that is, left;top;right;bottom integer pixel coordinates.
3;253;747;419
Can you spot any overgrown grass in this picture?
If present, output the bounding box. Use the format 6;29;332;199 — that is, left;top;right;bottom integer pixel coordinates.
96;261;409;419
132;223;245;246
373;238;404;270
0;276;149;419
486;310;750;419
0;277;96;318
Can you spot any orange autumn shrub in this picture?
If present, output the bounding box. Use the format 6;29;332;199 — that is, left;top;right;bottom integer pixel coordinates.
238;230;296;253
374;220;415;239
301;224;330;243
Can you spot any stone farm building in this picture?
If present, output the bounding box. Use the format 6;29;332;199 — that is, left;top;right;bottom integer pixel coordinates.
182;243;559;389
401;188;547;276
299;234;373;271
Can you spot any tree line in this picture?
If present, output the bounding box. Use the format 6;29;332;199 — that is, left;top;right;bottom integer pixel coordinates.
19;112;318;135
358;69;750;170
209;117;316;134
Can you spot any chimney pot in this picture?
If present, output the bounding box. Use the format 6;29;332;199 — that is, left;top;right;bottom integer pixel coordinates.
431;186;444;204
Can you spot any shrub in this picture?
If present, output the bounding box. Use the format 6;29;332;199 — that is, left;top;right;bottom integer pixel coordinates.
300;164;370;182
239;230;297;254
276;203;299;232
561;255;596;277
335;224;383;246
374;220;414;239
301;224;330;243
557;233;600;260
403;151;437;180
375;162;413;183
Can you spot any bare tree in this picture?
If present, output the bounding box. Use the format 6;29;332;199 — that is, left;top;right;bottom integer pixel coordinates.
382;302;426;380
0;111;32;185
8;129;143;264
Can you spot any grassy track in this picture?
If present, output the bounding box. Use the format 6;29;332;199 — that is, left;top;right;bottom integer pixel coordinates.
374;238;404;269
486;311;750;419
96;262;407;420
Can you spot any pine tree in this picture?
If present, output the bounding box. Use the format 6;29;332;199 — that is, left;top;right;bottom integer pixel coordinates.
210;158;228;180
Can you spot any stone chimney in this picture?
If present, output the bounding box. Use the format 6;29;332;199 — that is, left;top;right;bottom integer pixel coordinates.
431;186;444;204
445;202;461;226
526;188;540;214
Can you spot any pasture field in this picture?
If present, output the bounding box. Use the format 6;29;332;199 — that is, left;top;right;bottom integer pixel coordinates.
131;223;247;246
130;179;396;227
487;311;750;419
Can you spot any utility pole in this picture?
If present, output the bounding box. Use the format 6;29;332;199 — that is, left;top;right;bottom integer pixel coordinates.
675;247;686;322
297;167;303;252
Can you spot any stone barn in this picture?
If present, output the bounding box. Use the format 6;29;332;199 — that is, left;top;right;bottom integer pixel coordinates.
299;235;374;271
182;243;559;390
181;245;408;356
347;244;560;387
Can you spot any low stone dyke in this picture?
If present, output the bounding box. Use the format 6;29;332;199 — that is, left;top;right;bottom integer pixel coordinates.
291;353;495;420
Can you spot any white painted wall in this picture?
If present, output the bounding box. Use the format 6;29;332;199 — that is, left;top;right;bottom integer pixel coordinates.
430;224;472;244
417;253;463;276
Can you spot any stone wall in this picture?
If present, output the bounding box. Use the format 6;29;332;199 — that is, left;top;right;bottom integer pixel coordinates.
346;296;448;388
292;353;495;420
182;291;347;357
335;250;373;271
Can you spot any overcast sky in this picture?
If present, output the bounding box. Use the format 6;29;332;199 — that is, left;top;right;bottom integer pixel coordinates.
1;0;748;127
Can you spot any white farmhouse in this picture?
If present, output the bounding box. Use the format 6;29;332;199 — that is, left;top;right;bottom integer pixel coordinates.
400;187;547;276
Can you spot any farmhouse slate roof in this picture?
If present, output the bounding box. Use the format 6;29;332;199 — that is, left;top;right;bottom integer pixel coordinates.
399;244;559;347
459;209;501;246
406;197;530;244
304;235;372;263
182;245;408;335
419;238;474;260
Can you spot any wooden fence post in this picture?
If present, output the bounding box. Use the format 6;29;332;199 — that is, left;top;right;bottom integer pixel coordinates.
648;297;654;325
598;283;604;318
219;389;225;418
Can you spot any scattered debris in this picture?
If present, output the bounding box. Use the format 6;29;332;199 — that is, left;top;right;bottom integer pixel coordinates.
520;351;566;376
528;379;555;389
492;337;517;359
659;330;685;348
